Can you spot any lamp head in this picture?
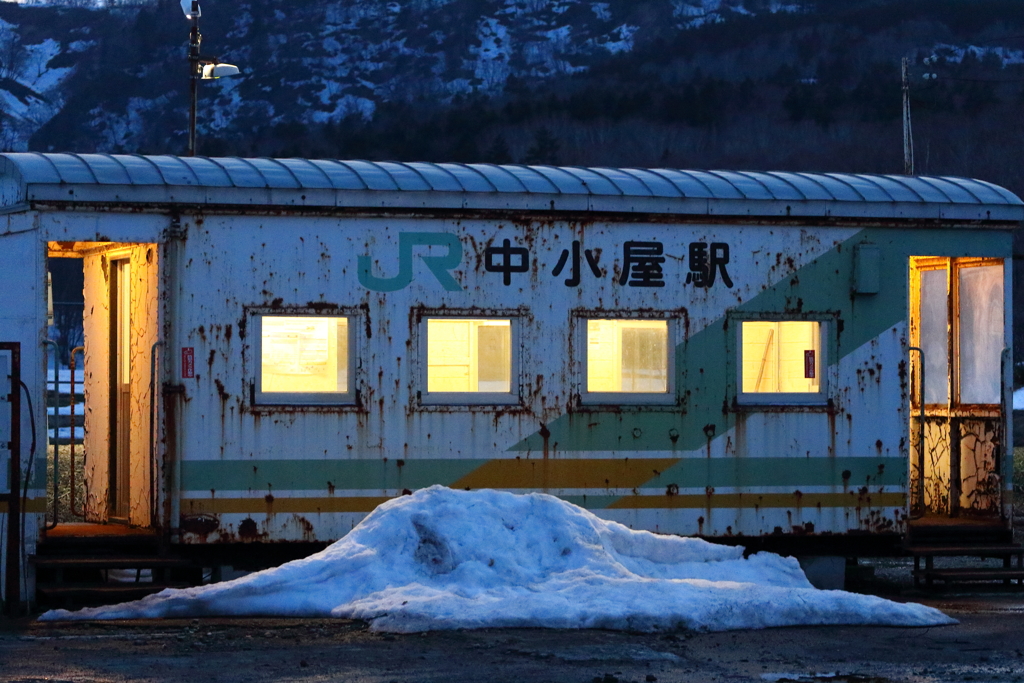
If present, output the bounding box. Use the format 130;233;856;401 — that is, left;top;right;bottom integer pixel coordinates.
202;63;240;79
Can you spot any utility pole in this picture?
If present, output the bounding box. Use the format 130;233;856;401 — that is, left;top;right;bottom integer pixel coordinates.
187;0;201;156
902;57;914;176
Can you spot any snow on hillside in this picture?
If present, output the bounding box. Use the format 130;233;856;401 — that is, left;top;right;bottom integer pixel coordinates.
0;20;75;150
671;0;801;30
930;43;1024;67
0;0;808;150
40;487;953;632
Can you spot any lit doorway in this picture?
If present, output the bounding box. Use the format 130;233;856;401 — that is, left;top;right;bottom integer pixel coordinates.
47;242;160;528
909;257;1005;519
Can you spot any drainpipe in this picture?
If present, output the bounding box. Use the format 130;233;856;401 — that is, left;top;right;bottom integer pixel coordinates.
149;341;164;529
164;213;186;543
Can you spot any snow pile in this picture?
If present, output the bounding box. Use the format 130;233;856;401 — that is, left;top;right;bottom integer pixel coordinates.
40;487;952;632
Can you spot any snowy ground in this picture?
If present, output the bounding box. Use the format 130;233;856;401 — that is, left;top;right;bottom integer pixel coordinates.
41;487;952;632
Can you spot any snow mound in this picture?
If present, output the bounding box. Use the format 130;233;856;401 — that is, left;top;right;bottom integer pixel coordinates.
40;487;953;632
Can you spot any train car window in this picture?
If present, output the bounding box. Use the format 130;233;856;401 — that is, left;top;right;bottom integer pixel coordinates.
582;318;674;405
918;268;950;404
738;320;825;404
423;318;517;404
254;314;356;405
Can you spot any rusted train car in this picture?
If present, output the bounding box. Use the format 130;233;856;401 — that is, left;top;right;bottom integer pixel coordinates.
0;153;1020;607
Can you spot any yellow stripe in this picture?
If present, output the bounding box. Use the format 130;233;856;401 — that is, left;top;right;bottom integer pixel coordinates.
451;458;680;490
182;496;391;514
606;492;907;509
0;498;47;513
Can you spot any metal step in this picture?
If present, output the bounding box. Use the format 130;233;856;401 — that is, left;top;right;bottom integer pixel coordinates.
44;413;86;429
45;393;85;408
912;567;1024;584
37;583;190;608
34;529;204;609
32;555;196;570
906;523;1012;545
907;541;1024;588
49;436;84;446
38;525;160;554
904;544;1024;559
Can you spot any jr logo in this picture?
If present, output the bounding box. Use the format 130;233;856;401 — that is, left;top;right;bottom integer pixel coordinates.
357;232;463;292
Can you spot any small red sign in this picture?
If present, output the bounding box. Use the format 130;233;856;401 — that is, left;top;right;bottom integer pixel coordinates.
182;347;195;379
804;349;816;379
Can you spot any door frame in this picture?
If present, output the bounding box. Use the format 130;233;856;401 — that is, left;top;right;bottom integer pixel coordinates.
909;256;1006;518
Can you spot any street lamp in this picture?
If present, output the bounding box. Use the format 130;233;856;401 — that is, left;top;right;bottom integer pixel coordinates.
181;0;241;156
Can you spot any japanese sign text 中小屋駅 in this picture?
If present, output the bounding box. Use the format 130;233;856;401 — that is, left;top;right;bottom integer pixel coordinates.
485;238;733;288
358;232;733;291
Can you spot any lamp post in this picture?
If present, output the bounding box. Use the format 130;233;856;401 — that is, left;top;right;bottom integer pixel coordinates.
182;0;240;156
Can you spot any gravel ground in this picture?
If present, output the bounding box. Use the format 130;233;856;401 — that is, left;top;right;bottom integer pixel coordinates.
2;604;1024;683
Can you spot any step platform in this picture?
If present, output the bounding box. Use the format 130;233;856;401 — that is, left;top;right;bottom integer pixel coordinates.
32;524;203;610
905;542;1024;588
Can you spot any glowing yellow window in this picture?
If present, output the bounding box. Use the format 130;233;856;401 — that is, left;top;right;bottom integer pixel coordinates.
427;318;511;393
587;319;668;393
260;316;349;396
741;321;820;394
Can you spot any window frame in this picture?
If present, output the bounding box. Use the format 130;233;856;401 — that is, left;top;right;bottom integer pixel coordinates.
954;258;1004;406
416;310;523;407
249;307;359;407
730;312;833;408
909;256;1005;410
575;311;679;406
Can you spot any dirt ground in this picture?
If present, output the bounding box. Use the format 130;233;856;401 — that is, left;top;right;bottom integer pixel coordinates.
0;594;1023;683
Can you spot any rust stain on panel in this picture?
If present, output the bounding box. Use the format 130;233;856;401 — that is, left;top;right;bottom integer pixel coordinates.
606;491;907;510
451;458;680;491
184;496;392;514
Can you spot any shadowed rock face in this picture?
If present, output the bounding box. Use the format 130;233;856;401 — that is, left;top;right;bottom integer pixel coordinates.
413;518;456;575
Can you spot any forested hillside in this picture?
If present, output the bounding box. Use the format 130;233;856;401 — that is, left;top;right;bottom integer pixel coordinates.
0;0;1020;195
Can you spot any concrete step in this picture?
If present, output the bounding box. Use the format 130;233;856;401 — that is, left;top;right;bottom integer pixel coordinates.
913;567;1024;584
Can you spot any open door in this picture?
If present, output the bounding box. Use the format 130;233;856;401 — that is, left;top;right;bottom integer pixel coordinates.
909;257;1006;519
110;258;132;522
48;242;160;528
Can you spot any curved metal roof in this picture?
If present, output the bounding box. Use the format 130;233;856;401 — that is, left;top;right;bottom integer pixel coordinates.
0;152;1020;221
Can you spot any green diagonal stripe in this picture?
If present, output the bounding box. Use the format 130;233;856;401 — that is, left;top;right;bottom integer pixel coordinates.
180;456;905;498
510;226;1011;455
